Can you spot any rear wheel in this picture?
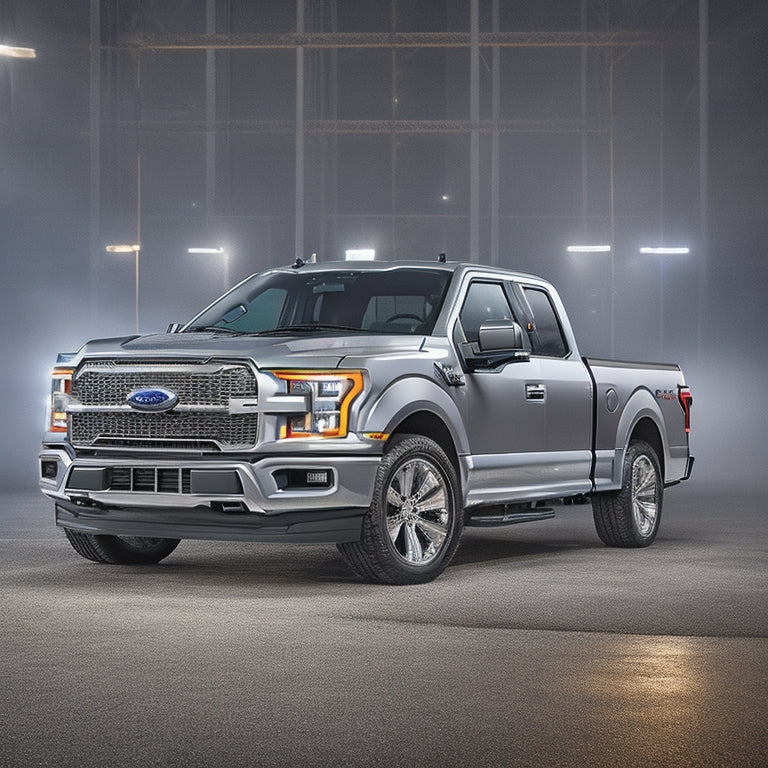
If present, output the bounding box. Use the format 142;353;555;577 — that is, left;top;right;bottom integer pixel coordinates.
64;529;180;564
592;440;663;547
338;435;463;584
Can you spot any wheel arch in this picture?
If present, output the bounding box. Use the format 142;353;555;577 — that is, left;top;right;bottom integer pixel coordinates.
629;417;665;478
362;375;467;472
388;410;460;476
611;387;670;487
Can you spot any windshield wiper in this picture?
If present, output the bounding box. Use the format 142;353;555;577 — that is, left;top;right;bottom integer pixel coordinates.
183;325;244;334
256;323;365;336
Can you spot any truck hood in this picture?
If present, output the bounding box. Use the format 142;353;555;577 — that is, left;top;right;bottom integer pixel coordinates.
76;332;426;369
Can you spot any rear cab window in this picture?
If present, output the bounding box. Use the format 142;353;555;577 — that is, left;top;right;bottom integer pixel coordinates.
519;286;569;357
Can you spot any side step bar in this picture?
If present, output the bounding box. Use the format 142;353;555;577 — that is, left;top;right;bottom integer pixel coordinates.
465;505;556;528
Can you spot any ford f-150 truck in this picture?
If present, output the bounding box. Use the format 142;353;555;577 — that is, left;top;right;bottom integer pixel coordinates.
39;258;694;584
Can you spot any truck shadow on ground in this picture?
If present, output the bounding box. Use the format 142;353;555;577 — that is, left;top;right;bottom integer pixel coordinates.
450;531;598;570
9;529;602;595
169;530;599;585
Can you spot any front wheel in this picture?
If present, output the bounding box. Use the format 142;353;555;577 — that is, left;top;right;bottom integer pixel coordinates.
64;529;180;564
337;435;463;584
592;440;663;547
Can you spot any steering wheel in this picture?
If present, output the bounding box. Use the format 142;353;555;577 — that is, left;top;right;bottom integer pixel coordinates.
384;313;423;323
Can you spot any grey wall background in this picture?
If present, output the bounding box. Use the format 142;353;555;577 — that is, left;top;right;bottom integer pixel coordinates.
1;0;766;492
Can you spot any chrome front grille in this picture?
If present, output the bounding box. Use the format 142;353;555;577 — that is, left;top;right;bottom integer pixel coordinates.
70;412;259;451
69;359;258;451
73;361;254;407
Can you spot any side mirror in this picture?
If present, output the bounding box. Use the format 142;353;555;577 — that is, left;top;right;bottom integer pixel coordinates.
478;319;524;352
461;319;530;371
166;323;182;334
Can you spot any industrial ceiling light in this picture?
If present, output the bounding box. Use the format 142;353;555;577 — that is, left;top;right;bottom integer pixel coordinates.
105;244;140;253
0;44;36;58
566;245;612;253
639;246;691;255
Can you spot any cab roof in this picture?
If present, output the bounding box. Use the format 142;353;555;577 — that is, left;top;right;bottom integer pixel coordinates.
268;258;545;285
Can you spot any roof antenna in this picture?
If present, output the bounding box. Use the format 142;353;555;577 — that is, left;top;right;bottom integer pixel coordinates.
292;257;305;269
438;252;446;263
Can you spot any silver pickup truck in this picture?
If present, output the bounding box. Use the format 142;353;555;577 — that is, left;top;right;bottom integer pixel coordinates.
39;258;694;584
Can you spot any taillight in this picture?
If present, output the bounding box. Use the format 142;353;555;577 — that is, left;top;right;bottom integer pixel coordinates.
50;368;74;432
678;386;692;434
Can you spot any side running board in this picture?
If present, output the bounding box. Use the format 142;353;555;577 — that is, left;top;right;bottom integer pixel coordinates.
465;505;556;528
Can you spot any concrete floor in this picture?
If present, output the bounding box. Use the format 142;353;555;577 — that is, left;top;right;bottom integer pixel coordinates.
2;482;767;767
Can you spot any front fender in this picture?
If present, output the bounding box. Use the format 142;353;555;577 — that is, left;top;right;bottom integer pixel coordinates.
360;375;469;456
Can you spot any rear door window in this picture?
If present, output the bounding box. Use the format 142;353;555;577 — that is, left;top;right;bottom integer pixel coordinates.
521;287;568;357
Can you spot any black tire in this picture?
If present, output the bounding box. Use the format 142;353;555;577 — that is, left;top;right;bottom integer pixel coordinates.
337;435;463;585
63;529;180;564
592;439;663;548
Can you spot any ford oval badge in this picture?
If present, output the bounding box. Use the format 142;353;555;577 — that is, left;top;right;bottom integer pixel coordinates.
126;387;178;412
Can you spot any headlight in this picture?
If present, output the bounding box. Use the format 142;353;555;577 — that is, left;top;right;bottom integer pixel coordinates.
49;367;74;432
271;370;364;438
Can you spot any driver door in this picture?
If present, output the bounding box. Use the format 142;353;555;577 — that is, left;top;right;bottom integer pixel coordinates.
454;278;591;504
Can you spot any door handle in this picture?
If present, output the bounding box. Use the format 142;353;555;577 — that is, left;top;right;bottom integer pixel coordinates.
526;383;546;401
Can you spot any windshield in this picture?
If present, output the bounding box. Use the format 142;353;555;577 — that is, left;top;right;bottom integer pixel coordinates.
184;267;452;336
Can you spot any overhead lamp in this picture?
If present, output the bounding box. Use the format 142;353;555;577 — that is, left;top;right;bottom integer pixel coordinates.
566;245;611;253
345;249;375;261
106;244;140;253
639;246;690;255
0;45;36;58
188;247;224;254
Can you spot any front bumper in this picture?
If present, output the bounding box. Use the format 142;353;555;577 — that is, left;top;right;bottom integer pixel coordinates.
39;446;380;544
53;498;365;543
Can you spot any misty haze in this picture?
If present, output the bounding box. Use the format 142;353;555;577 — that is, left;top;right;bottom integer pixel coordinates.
2;1;766;490
2;3;767;767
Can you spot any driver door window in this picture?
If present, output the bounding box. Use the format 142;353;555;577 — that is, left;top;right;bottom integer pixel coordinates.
459;281;515;343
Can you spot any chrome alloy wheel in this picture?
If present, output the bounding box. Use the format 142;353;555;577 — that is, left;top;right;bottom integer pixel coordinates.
385;457;451;566
336;435;463;584
631;454;658;537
